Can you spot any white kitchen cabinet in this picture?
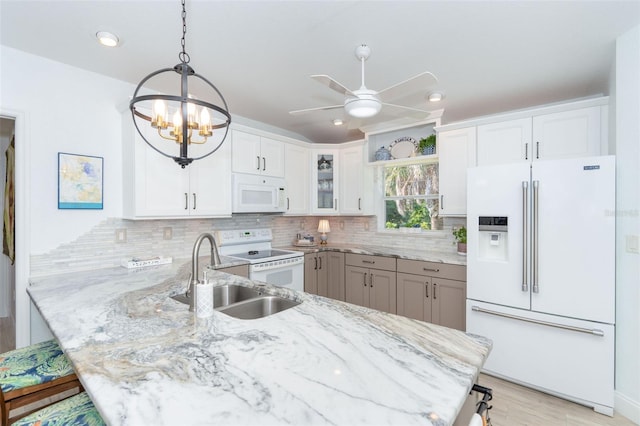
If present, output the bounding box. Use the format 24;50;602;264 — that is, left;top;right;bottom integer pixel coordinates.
338;145;370;215
231;129;285;177
310;149;340;214
122;114;231;219
283;143;309;215
438;127;476;216
477;118;532;165
477;105;604;166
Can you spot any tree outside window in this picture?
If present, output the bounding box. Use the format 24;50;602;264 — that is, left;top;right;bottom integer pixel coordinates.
384;163;440;230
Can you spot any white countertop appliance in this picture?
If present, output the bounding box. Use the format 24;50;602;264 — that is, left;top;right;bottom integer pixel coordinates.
215;228;304;291
466;156;615;416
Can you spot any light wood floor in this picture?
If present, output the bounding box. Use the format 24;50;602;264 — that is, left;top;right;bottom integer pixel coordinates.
480;374;636;426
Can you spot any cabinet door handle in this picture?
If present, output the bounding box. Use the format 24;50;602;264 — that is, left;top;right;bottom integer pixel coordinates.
422;267;439;272
184;193;188;210
425;284;429;298
536;141;540;159
314;257;318;270
334;198;338;211
362;260;375;265
440;195;444;209
358;198;361;210
433;283;437;299
262;157;266;171
363;273;368;287
256;156;261;170
525;142;529;160
192;193;196;210
287;197;290;210
370;273;374;288
318;256;322;270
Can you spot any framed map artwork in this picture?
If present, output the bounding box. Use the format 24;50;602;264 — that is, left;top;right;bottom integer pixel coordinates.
58;152;104;209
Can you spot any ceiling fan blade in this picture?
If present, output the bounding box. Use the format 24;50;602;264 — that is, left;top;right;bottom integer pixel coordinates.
289;105;344;116
382;102;433;117
311;75;355;96
378;71;438;102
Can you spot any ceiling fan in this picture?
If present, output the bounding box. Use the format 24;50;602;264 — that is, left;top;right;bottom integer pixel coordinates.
289;44;439;121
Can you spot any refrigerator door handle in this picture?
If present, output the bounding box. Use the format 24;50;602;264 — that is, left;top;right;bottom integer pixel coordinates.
533;180;539;293
471;306;605;336
522;181;529;292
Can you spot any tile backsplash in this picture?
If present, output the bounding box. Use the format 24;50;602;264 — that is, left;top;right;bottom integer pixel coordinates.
31;215;463;276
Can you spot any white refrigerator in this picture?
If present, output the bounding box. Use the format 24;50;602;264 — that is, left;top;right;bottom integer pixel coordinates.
466;155;615;416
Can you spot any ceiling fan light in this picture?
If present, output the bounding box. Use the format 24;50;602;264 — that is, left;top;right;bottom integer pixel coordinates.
344;98;381;118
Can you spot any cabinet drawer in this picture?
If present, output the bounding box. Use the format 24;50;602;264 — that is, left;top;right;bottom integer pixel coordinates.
397;259;466;281
345;254;396;272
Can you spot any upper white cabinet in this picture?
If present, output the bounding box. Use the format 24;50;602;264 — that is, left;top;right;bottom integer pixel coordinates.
340;143;371;215
477;105;605;166
122;114;231;219
438;127;476;217
231;129;285;177
311;149;340;214
283;143;309;215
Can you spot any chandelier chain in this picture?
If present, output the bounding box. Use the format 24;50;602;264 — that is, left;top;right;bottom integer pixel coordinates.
179;0;190;63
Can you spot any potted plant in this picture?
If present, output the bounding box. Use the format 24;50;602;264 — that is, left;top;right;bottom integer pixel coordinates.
418;134;436;155
453;226;467;255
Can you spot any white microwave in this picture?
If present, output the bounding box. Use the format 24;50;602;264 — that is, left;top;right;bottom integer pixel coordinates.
232;173;286;213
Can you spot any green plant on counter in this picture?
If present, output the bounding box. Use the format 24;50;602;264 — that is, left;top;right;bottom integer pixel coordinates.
452;226;467;244
418;134;436;155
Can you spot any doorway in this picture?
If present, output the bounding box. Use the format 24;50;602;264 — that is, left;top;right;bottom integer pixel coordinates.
0;117;16;353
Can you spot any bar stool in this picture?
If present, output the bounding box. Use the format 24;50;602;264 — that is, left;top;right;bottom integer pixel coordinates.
1;340;83;425
12;392;104;426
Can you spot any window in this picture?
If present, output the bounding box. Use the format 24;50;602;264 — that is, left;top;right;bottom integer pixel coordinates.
384;163;440;230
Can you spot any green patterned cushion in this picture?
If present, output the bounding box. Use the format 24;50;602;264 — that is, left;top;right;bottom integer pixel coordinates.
12;391;105;426
0;339;75;393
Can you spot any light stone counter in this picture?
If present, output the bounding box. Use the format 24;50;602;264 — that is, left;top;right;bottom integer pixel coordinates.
28;259;490;425
280;243;467;266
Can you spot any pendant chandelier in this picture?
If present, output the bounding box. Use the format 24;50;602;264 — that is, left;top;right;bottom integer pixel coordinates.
129;0;231;168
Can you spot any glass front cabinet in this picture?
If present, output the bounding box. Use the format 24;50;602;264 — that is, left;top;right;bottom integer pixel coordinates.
311;149;339;214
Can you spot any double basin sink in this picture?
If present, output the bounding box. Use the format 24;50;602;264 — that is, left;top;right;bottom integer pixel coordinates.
171;284;301;320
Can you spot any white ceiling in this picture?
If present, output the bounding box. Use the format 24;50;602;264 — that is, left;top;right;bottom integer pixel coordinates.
1;1;638;143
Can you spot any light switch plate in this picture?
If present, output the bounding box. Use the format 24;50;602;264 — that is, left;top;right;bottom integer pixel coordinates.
115;228;127;243
163;227;173;240
626;234;639;254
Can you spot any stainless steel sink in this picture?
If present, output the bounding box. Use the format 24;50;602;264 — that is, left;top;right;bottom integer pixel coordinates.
217;296;301;320
170;284;263;308
170;284;300;319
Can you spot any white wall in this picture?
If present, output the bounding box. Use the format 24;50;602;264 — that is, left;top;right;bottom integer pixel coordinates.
0;46;135;347
614;24;640;424
0;46;133;254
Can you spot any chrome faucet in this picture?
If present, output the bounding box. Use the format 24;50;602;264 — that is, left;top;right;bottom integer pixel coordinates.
188;233;221;311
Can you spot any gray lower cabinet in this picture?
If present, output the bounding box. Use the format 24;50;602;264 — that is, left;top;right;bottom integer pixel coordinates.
304;252;345;301
345;254;397;314
397;259;466;331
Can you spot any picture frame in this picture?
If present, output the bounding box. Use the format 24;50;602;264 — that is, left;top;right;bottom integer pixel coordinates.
58;152;104;210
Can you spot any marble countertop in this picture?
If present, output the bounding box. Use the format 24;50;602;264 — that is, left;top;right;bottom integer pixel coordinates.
280;243;467;266
28;259;490;425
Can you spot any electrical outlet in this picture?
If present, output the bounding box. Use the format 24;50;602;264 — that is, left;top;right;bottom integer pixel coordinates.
115;228;127;243
626;235;639;254
163;227;173;240
300;220;305;229
340;221;345;230
364;221;369;231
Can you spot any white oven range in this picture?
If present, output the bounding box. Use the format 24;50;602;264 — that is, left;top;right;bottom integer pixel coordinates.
214;228;304;292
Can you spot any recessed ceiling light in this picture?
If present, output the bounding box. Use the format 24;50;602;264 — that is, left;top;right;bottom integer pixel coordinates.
333;119;344;126
96;31;119;47
428;92;444;102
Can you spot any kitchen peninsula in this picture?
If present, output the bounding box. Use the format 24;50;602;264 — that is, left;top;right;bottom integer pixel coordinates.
28;259;491;425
